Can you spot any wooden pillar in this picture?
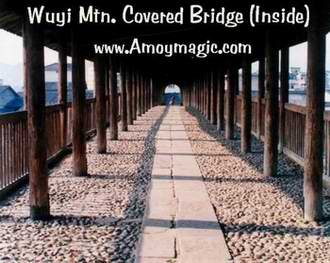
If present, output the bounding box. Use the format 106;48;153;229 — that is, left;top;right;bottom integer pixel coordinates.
217;68;225;131
264;32;279;177
120;65;128;131
145;78;149;111
132;71;137;121
137;73;142;116
105;60;110;124
207;75;211;120
145;78;148;111
304;3;325;221
199;80;202;112
109;56;118;140
126;67;133;125
95;58;107;153
241;58;252;153
72;31;87;177
204;78;207;116
210;71;217;125
150;78;153;108
58;40;68;148
279;48;289;152
141;76;145;114
24;21;50;220
257;57;265;139
225;66;236;140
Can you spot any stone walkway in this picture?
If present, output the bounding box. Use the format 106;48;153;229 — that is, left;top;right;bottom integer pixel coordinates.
136;106;231;263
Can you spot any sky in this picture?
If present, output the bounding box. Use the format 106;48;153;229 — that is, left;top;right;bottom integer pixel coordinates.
0;29;329;86
0;29;95;90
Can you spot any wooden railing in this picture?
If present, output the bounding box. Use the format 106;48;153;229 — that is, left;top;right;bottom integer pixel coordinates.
232;95;330;176
283;104;306;164
0;111;28;190
0;96;115;194
251;97;258;136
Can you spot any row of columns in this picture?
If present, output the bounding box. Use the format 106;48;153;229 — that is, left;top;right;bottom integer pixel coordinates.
23;22;156;219
183;5;326;221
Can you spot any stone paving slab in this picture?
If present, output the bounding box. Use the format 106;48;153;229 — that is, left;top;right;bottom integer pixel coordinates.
135;107;232;263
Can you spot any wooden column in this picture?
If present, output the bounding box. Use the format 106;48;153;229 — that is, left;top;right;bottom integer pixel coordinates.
210;71;217;125
141;76;145;114
120;65;128;131
137;74;142;116
95;58;107;153
72;31;87;177
204;78;207;116
241;58;252;153
109;56;118;140
207;75;211;120
150;78;153;108
257;57;265;139
225;66;236;140
217;68;225;131
264;33;279;177
279;48;289;152
126;67;133;125
199;81;202;112
58;40;68;148
132;71;137;121
24;21;50;220
304;4;325;221
145;78;149;111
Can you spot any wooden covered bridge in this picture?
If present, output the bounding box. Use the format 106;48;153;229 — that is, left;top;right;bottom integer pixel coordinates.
0;0;330;262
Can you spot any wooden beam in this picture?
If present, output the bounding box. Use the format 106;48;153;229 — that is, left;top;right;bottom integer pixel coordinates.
24;21;50;220
95;57;107;153
241;58;252;153
264;32;279;177
304;3;326;221
58;40;68;148
217;68;225;131
225;66;236;140
109;56;119;140
72;30;87;177
279;47;289;152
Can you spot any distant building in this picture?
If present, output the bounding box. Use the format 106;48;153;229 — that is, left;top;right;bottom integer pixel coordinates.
289;67;307;91
0;85;23;113
45;82;94;105
45;63;72;83
45;63;94;105
238;72;259;96
326;71;330;90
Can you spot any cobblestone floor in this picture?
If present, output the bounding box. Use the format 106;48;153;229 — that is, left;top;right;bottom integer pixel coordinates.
0;107;166;263
182;107;330;263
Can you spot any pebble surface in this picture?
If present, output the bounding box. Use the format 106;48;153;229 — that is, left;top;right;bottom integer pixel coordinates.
182;108;330;263
0;107;166;262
